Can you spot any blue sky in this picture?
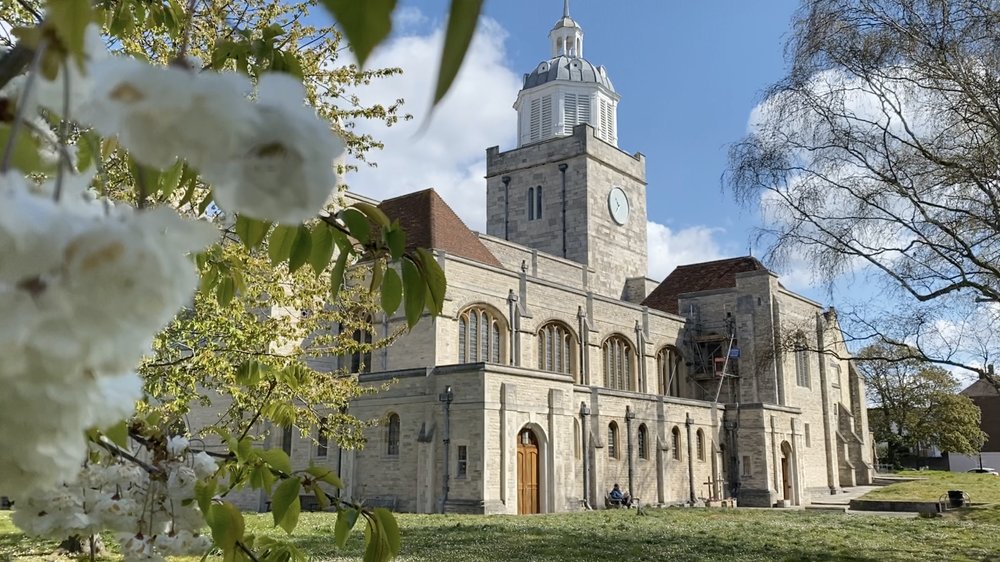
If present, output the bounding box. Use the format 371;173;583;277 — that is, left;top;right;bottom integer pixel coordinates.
346;0;814;292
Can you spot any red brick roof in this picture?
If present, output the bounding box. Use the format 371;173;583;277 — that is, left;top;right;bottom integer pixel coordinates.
378;189;502;268
642;256;769;315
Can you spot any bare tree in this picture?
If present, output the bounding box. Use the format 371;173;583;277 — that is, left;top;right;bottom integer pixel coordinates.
728;0;1000;382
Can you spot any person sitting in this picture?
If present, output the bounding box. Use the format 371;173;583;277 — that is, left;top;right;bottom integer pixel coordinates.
608;483;630;508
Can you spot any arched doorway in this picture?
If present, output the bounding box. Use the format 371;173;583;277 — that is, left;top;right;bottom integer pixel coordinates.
780;441;793;502
517;428;540;514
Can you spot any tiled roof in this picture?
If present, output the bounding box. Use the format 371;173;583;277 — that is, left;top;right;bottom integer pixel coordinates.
378;189;502;268
641;256;769;315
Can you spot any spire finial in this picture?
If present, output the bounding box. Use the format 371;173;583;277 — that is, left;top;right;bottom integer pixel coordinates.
563;0;570;18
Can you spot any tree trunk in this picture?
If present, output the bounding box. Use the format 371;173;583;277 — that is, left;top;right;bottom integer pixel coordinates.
57;534;104;558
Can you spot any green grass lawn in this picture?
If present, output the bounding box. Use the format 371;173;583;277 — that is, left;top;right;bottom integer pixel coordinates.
4;507;1000;562
863;470;1000;504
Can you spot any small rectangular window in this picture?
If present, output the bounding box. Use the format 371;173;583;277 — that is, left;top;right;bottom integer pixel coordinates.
804;423;811;448
742;455;752;477
457;445;468;479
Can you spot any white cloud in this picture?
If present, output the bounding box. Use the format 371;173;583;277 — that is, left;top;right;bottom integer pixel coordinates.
343;16;521;231
646;221;727;281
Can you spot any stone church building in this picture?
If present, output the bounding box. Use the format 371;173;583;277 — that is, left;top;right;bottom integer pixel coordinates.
252;4;874;513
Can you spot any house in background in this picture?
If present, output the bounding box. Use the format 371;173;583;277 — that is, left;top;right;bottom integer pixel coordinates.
949;371;1000;472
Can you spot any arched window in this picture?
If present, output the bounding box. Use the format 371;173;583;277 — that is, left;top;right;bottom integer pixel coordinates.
793;332;811;388
538;322;575;374
637;424;648;460
280;425;293;456
696;429;706;462
386;413;400;457
608;422;619;459
656;346;683;396
671;426;681;461
458;306;504;364
528;187;535;220
316;417;329;457
342;317;373;373
536;186;543;219
602;335;634;391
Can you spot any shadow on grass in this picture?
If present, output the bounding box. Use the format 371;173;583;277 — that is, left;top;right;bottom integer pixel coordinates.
279;509;998;562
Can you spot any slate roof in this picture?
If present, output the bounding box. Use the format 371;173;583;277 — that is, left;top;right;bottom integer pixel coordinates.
378;189;502;269
641;256;769;315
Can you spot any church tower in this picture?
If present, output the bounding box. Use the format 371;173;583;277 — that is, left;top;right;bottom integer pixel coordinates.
485;1;648;299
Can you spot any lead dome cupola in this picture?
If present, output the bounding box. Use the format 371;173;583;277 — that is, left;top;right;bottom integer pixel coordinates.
512;1;620;148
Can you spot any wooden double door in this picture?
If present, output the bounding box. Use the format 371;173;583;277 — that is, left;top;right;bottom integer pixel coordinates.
516;428;539;514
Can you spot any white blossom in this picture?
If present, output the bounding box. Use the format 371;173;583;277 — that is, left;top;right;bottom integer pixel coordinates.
191;451;219;479
166;436;190;458
205;72;346;223
80;57;257;170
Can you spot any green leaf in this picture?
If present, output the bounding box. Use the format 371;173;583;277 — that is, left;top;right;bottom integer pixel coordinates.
339;208;371;246
309;223;335;275
104;420;129;449
386;224;406;260
48;0;94;71
236;215;272;250
353;201;390;228
195;478;217;516
310;482;329;511
268;225;298;265
369;259;384;293
270;477;301;533
0;124;46;174
236;437;253;463
216;274;236;307
305;465;344;489
362;513;391;562
320;0;396;69
415;248;446;315
433;0;484;106
199;264;219;294
333;508;359;548
206;502;245;557
288;225;313;274
259;448;293;475
329;246;350;300
402;258;425;328
159;160;185;199
380;267;402;317
374;508;400;556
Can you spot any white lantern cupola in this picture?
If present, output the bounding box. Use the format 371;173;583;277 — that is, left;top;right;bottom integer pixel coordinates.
514;1;620;148
550;0;584;57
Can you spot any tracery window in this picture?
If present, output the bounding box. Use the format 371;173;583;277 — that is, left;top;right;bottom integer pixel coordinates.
656;346;683;396
538;322;575;374
458;306;504;364
603;335;634;391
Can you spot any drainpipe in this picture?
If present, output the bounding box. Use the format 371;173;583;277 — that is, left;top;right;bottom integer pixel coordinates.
502;176;511;241
558;163;568;258
580;402;591;508
686;413;696;504
626;406;636;499
438;385;454;513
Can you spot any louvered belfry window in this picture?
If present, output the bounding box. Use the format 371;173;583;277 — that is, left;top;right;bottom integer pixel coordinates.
528;95;553;143
563;93;591;134
458;307;503;364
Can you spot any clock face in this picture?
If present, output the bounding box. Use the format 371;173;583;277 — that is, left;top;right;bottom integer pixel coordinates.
608;187;629;225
